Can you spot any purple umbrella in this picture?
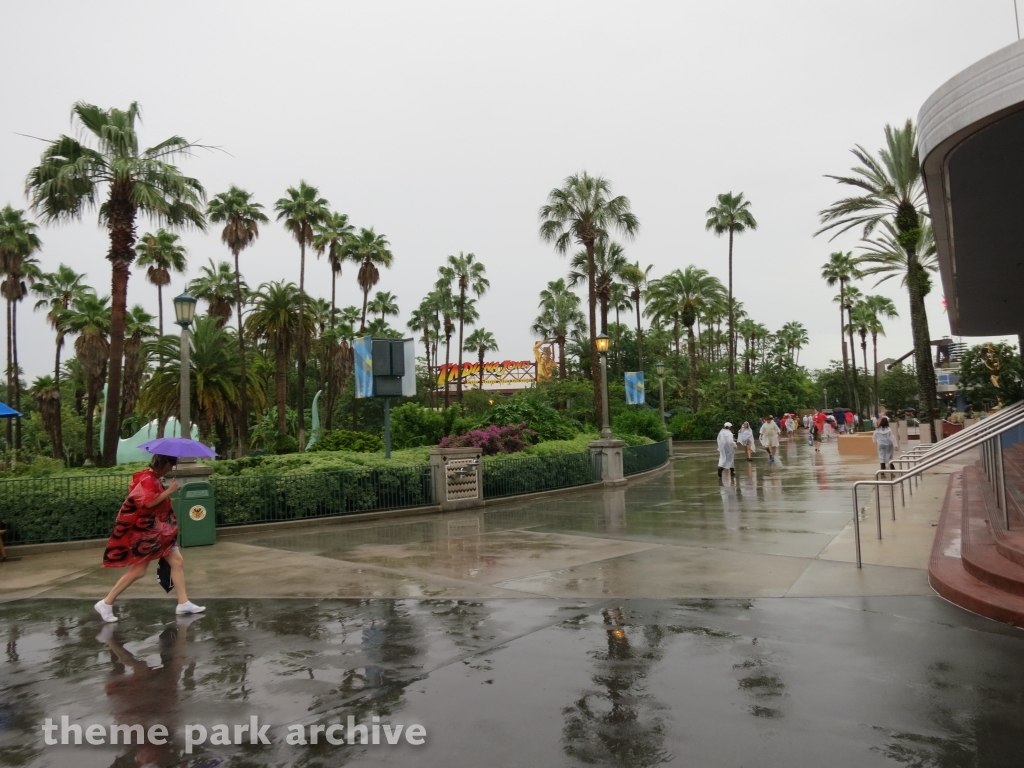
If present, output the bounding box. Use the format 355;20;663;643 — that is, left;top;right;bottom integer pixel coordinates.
138;437;217;459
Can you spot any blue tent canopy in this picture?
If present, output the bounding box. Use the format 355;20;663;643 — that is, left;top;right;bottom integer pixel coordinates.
0;401;22;418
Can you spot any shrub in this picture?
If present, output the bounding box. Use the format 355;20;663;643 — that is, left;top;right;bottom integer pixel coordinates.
670;409;753;440
439;422;537;455
390;402;446;448
612;408;667;441
310;430;384;453
476;395;578;441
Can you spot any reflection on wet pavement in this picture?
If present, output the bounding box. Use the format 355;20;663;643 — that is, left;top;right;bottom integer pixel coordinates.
2;597;1023;766
2;442;1021;765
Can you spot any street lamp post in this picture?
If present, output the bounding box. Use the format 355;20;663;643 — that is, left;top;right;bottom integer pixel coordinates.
596;333;611;439
173;291;197;439
656;361;666;430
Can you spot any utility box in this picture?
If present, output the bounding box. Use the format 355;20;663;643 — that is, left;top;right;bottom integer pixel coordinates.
372;338;406;396
174;480;216;547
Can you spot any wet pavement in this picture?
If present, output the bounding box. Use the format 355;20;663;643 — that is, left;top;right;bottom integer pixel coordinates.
2;440;1023;765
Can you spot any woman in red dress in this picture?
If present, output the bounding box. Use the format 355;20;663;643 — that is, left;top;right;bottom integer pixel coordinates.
94;454;205;622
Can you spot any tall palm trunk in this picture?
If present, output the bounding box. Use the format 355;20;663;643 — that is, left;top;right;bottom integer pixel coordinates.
233;249;250;456
478;348;485;390
5;298;11;452
296;240;307;450
846;305;862;421
443;329;452;408
871;331;880;417
54;331;63;385
325;268;337;430
12;298;21;450
686;323;698;412
101;186;136;467
275;339;288;434
585;241;600;419
634;290;644;371
557;335;567;380
838;279;853;408
456;287;466;401
156;283;164;337
727;229;735;392
900;217;938;437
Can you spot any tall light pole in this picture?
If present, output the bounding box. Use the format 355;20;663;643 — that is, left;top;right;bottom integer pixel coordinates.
173;291;197;439
596;333;612;439
656;360;666;430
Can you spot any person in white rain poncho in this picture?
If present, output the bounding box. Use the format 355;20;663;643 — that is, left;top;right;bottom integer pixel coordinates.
872;416;900;471
717;422;736;480
736;421;755;461
759;415;781;463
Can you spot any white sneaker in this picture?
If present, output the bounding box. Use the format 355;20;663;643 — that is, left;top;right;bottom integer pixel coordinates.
94;600;118;623
175;601;206;615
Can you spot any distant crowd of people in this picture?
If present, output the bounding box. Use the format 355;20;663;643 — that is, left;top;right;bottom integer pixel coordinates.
715;408;905;479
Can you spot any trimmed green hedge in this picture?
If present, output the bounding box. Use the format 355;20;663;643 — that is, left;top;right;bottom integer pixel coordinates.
482;451;597;498
1;475;132;545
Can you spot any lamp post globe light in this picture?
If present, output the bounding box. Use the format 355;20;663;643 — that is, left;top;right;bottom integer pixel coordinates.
656;361;666;429
596;333;612;439
173;291;197;440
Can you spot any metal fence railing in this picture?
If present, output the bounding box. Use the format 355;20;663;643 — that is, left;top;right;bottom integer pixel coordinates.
212;465;433;526
624;441;670;475
0;474;135;546
482;451;599;499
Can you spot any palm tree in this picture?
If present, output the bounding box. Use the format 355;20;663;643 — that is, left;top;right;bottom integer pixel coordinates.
568;240;627;335
65;293;111;463
705;191;757;393
431;286;457;407
539;172;639;419
817;119;938;437
275;181;329;450
312;211;355;326
646;267;724;411
3;254;42;450
25;101;207;466
779;321;809;364
838;283;865;418
344;227;394;332
821;251;861;408
189;259;239;327
31;264;92;384
464;328;499;390
367;290;399;323
0;206;42;450
134;229;187;336
31;375;64;461
208;185;268;457
438;253;489;402
858;294;899;416
246;281;310;436
609;282;632;374
620;261;652;370
119;304;157;432
533;278;585;380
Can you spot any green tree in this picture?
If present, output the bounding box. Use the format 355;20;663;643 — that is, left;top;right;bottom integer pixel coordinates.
539;172;639;419
817;119;938;438
879;363;919;415
820;251;861;408
533;278;585;380
464;327;499;390
134;229;187;336
246;281;311;436
779;321;809;364
857;294;898;416
0;206;42;450
438;253;488;402
367;290;399;323
25;101;207;466
208;185;269;456
312;211;355;327
345;227;394;332
31;264;92;384
119;304;157;432
65;293;111;462
275;181;329;449
568;240;627;335
705;191;757;392
958;343;1023;408
189;259;239;327
31;375;63;460
620;261;652;370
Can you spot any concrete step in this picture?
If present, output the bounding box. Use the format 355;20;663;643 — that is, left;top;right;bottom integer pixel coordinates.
960;465;1024;596
928;471;1024;628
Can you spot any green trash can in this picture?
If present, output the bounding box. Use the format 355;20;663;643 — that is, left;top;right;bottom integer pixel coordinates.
174;480;216;547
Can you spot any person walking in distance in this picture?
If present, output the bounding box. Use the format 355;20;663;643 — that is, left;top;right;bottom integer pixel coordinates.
759;415;781;464
873;416;900;472
736;421;755;461
94;454;205;622
717;422;737;481
812;409;827;453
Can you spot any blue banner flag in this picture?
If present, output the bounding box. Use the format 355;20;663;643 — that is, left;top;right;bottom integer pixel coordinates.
353;335;374;399
625;372;645;405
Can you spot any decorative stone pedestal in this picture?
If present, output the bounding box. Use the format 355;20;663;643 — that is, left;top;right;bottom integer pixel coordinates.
588;438;627;486
429;447;484;510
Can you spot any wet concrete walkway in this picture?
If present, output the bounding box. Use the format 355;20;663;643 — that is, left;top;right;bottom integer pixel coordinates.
2;440;1022;766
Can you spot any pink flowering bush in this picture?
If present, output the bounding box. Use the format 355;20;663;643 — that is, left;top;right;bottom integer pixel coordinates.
438;422;537;456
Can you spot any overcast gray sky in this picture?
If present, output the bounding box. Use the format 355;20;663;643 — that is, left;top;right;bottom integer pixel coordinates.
1;1;1019;381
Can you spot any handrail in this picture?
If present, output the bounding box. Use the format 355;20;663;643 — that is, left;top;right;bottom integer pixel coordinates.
848;407;1024;568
